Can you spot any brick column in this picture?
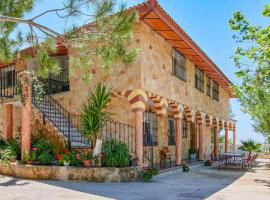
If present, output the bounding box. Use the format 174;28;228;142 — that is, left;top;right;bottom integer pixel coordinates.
175;117;182;166
213;127;218;157
21;74;32;158
233;129;236;152
4;103;13;140
224;128;229;153
4;104;13;140
198;123;205;161
135;109;144;166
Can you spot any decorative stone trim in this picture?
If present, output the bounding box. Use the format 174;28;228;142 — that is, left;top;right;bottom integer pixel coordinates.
0;163;141;183
113;89;237;128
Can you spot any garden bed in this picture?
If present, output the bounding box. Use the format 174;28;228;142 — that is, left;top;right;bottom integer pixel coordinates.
0;162;141;183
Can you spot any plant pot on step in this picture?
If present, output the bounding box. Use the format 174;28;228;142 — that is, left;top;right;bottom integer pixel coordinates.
83;160;91;167
25;160;33;165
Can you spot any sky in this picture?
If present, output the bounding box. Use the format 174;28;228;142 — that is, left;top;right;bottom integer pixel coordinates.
23;0;269;144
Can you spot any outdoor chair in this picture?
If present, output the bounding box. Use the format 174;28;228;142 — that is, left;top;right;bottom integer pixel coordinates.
242;156;252;169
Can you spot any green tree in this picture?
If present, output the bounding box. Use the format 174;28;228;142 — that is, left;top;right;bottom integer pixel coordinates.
80;83;112;156
0;0;138;78
229;4;270;142
239;139;261;156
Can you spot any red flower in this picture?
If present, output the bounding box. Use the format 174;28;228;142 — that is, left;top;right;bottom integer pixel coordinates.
56;155;62;161
32;148;38;151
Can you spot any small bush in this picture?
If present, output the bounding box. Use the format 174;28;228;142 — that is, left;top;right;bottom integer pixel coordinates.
102;140;130;167
7;139;21;160
33;139;55;156
0;149;16;163
38;152;52;165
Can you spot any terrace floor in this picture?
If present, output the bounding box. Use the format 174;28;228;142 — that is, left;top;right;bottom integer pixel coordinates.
0;159;269;200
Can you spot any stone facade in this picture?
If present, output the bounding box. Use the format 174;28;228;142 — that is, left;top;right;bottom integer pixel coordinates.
0;13;236;165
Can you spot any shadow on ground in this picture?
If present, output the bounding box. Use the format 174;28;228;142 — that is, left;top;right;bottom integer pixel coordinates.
0;176;30;187
34;166;247;200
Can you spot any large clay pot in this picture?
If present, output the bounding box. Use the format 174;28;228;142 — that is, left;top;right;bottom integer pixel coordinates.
83;160;91;167
25;160;32;165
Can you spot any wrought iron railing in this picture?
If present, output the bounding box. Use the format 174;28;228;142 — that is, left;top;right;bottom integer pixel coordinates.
73;115;135;153
32;94;91;149
0;69;19;98
40;69;70;95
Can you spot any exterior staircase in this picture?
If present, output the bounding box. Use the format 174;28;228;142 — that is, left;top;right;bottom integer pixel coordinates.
32;95;91;148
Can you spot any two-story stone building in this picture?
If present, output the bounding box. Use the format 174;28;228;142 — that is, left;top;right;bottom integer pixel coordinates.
0;0;236;167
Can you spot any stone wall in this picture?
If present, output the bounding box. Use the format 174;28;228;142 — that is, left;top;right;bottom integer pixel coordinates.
0;100;22;140
0;163;141;183
139;21;230;120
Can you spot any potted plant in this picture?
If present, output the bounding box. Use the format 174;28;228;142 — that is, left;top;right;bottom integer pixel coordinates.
23;151;36;165
142;164;158;181
189;148;198;161
182;163;189;172
80;150;93;167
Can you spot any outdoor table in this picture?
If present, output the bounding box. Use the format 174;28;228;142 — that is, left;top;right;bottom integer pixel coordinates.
220;152;244;167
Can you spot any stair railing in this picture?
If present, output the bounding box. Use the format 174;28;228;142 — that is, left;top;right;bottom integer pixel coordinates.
32;91;91;149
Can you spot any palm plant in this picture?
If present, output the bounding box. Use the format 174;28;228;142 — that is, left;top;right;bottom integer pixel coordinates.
80;83;112;155
239;139;261;156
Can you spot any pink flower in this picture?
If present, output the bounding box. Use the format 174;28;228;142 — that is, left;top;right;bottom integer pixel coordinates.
32;148;38;151
76;153;80;160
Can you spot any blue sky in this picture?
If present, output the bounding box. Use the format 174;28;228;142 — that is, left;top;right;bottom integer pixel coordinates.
24;0;269;143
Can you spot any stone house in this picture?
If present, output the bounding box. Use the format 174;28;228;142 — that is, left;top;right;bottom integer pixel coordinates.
0;0;236;168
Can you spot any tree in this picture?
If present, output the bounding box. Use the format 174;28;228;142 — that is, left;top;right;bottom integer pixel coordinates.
229;4;270;142
239;139;261;156
80;83;112;156
0;0;138;78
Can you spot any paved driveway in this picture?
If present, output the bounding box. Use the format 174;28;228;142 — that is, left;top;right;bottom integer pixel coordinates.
0;160;269;200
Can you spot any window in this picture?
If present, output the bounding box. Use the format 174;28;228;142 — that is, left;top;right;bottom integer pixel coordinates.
206;76;211;97
172;49;186;81
195;67;204;92
213;81;219;101
168;117;175;145
143;111;158;146
0;64;15;88
182;118;188;138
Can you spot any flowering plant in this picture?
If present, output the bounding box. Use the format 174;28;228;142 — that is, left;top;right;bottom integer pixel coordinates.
57;150;81;166
142;164;158;181
79;150;93;161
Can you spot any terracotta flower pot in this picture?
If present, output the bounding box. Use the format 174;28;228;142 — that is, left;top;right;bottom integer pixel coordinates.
25;160;32;165
83;160;91;167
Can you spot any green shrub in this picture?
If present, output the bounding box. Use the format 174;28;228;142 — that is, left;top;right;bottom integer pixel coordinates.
0;149;16;163
38;152;52;165
23;151;37;162
33;139;55;157
0;136;7;149
6;139;21;160
102;140;130;167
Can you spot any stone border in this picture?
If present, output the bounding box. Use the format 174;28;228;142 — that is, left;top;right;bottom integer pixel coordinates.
0;163;141;183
